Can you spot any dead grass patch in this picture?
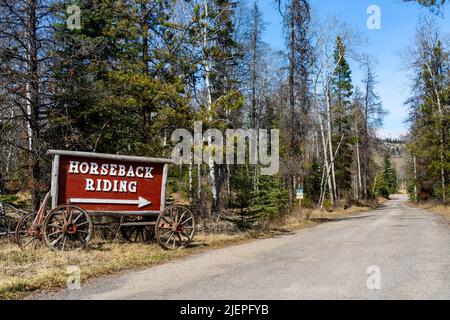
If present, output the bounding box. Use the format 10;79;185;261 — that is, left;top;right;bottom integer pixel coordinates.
408;202;450;220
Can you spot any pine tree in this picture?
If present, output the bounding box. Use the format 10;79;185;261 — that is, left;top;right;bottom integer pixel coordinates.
375;153;398;199
384;153;398;194
251;175;289;220
331;36;354;201
229;167;255;228
304;157;322;203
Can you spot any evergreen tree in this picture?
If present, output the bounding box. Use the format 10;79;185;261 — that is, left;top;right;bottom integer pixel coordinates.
383;153;398;194
304;157;322;203
251;175;289;220
229;167;255;228
375;153;398;199
331;36;354;200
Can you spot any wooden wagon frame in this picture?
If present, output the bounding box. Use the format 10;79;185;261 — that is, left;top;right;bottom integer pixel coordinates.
15;150;196;251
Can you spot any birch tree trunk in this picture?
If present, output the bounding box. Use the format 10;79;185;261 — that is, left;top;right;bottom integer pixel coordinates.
414;155;418;202
26;0;41;210
355;125;362;200
315;105;333;207
189;164;193;203
203;0;217;214
325;88;337;202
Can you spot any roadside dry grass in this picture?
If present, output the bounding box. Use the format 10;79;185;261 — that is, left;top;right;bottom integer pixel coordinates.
265;205;374;232
0;203;375;300
408;202;450;221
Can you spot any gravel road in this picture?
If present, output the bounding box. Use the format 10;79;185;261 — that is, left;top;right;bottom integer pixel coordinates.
38;195;450;300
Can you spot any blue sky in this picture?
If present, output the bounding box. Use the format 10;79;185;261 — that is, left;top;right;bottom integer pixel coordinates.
258;0;450;138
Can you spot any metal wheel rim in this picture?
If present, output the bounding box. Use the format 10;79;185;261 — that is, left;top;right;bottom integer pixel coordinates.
43;205;93;251
155;205;195;250
15;212;42;250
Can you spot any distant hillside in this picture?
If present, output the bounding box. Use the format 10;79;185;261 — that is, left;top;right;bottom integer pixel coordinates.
382;137;406;145
382;139;406;159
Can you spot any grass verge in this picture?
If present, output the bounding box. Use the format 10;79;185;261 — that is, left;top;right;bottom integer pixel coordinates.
0;204;374;300
408;201;450;221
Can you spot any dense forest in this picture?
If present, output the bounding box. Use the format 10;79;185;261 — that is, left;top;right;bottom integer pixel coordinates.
0;0;448;222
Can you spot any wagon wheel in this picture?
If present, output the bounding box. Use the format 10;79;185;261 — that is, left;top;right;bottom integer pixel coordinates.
15;212;43;250
43;205;93;251
155;205;195;250
120;217;154;243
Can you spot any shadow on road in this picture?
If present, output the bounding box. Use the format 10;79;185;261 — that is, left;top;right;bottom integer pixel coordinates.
310;214;376;223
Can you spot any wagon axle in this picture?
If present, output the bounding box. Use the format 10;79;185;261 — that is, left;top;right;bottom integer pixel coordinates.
173;223;184;232
63;223;77;235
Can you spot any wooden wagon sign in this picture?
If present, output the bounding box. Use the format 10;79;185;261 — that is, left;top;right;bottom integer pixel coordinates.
49;150;170;215
14;150;196;251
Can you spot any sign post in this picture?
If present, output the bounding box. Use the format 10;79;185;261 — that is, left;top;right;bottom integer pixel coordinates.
296;188;304;208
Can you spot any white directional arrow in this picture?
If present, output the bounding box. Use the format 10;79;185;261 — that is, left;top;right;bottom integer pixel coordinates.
69;197;152;208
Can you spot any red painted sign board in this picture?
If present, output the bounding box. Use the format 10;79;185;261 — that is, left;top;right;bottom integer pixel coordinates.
48;150;172;215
